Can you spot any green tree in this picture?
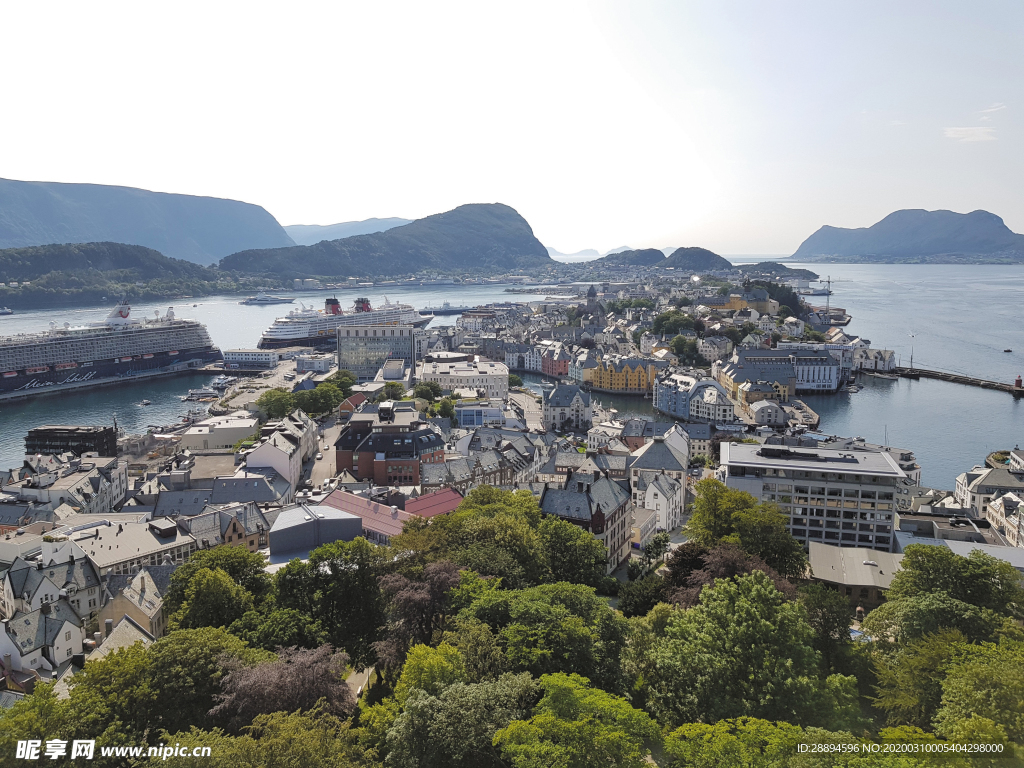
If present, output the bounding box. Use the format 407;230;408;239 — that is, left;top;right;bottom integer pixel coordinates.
328;368;357;398
798;584;852;673
617;575;668;618
687;478;754;544
274;538;388;669
436;398;456;420
934;639;1024;743
394;643;468;704
538;516;607;586
886;545;1024;618
228;607;327;651
383;673;538;768
872;629;966;729
379;381;407;401
170;567;254;630
255;388;297;418
862;590;1011;646
165;546;271;613
652;310;695;336
414;381;442;402
493;673;660;768
664;717;804;768
508;373;523;388
651;572;859;729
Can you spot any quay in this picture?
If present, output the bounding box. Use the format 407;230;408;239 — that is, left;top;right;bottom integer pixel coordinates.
895;367;1024;398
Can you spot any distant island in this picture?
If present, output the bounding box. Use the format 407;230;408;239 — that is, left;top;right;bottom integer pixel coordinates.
662;247;732;271
0;242;245;309
737;261;819;280
793;209;1024;263
0;177;294;265
596;248;667;267
285;217;412;246
221;203;553;278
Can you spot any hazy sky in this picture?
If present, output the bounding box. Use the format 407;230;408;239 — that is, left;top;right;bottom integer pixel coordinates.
2;1;1021;254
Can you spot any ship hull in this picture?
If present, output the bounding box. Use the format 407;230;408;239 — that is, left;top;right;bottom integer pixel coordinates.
0;347;222;400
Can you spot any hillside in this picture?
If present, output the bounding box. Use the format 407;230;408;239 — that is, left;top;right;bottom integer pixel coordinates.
737;261;819;280
0;178;294;265
662;247;733;271
285;217;412;246
596;248;666;267
0;242;228;309
221;203;553;277
793;209;1024;262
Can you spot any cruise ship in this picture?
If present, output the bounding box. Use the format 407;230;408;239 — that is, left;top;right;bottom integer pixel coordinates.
0;300;222;399
257;297;429;349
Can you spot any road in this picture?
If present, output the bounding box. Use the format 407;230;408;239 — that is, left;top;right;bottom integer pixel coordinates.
307;416;342;490
509;391;543;431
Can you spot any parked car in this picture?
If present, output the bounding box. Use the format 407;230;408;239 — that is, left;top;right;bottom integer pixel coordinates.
315;452;323;460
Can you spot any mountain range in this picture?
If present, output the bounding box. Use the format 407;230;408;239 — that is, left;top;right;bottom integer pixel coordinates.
221;203;552;277
0;178;293;265
285;217;412;246
793;209;1024;263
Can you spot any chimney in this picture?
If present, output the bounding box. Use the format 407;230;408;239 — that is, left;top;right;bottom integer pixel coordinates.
104;619;113;637
40;602;51;615
3;654;10;673
391;505;399;519
93;632;102;646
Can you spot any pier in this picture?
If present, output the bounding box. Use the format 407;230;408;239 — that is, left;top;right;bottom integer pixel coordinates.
895;367;1024;398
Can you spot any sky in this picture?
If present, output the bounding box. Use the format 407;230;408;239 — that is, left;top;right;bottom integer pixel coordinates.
1;1;1022;254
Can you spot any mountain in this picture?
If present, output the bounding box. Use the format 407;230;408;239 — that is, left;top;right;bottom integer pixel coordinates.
285;217;412;246
603;246;633;256
793;209;1024;262
596;248;666;267
737;261;819;280
221;203;552;277
662;247;733;271
0;242;223;309
0;178;294;266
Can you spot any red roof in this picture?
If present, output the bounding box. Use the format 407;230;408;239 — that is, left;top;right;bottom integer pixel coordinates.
319;490;411;539
339;393;367;411
405;488;464;519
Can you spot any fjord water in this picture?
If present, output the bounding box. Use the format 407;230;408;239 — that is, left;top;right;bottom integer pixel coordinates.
0;267;1022;488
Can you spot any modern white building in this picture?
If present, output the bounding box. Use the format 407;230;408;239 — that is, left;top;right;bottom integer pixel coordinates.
224;349;281;367
415;359;509;399
718;442;907;552
179;412;259;451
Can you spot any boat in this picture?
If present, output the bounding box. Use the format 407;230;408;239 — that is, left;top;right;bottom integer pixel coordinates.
419;301;474;316
140;399;151;406
0;300;221;399
211;375;234;389
182;387;219;401
258;297;429;350
240;291;296;306
1005;349;1013;353
0;308;12;316
867;372;898;380
541;381;555;389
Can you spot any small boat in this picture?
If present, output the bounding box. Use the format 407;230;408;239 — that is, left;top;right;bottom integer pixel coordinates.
240;291;296;305
1005;349;1013;353
0;307;13;316
140;400;151;406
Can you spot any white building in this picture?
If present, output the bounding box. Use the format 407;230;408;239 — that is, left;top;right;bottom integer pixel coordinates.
6;456;128;516
180;412;259;452
224;349;281;367
853;348;897;372
750;400;787;426
653;373;736;423
986;492;1024;549
0;599;83;674
718;442;907;552
954;466;1024;517
244;432;301;496
699;336;733;362
543;385;593;432
634;471;685;531
415;359;509;400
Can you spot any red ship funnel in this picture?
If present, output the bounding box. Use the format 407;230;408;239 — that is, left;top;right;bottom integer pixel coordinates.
325;298;341;315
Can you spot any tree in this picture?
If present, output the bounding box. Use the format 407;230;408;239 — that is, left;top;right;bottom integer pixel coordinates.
414;382;442;402
170;567;253;630
255;388;296;418
617;575;668;618
211;645;355;731
493;673;660;768
166;546;271;613
383;673;538;768
686;479;806;578
799;584;852;673
436;398;456;420
651;571;859;729
373;561;461;675
652;310;695;336
872;629;966;729
538;516;607;586
664;717;804;768
140;708;367;768
228;607;327;651
295;382;346;414
933;639;1024;743
885;545;1024;618
394;643;468;704
861;590;1011;646
508;374;523;388
666;543;796;607
274;538;389;669
327;368;357;398
379;381;407;401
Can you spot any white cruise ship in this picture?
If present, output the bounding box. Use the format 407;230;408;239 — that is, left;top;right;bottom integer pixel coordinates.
257;297;429;349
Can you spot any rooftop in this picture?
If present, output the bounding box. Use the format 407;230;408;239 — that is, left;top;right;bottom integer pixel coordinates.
722;442;906;478
808;542;903;588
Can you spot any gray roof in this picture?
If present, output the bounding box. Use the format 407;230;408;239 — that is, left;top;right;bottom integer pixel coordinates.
722;443;906;478
540;474;630;523
680;422;713;440
102;564;176;604
3;555;101;602
545;384;592;408
808;542;902;588
179;503;270;547
420;462;451;486
628;438;688;473
621;419;675;439
90;615;155;660
5;599;81;655
211;471;291;505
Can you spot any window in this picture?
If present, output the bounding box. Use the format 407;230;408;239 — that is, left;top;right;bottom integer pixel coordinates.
65;631;71;641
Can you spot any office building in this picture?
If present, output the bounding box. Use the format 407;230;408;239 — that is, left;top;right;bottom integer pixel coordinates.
25;426;117;458
337;325;427;381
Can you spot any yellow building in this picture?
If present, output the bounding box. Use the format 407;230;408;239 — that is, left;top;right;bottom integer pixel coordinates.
590;356;661;394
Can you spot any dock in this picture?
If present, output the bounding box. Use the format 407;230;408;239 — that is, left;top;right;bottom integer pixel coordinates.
895;367;1024;398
